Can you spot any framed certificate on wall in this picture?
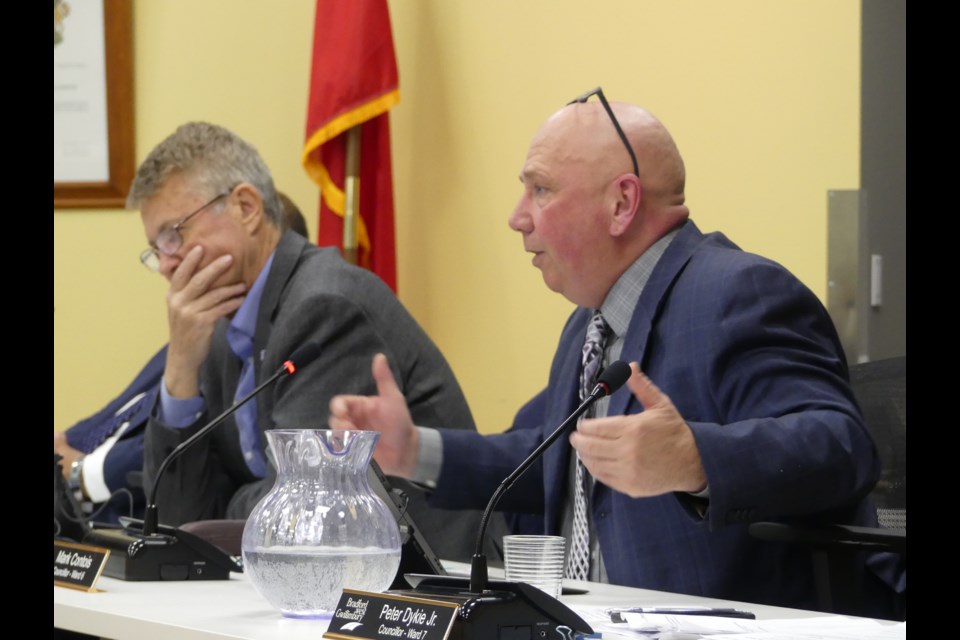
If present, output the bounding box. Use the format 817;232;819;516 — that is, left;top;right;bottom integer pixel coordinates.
54;0;134;209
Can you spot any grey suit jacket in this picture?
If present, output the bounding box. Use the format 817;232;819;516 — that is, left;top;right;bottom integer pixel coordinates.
144;230;497;561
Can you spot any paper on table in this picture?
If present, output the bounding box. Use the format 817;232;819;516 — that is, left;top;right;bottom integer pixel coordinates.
622;612;904;639
703;620;906;640
570;607;652;639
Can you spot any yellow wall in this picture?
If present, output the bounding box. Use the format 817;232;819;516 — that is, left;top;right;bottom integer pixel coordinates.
54;1;860;435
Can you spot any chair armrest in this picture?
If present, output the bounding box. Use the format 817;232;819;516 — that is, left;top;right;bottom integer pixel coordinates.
179;519;246;556
748;522;905;554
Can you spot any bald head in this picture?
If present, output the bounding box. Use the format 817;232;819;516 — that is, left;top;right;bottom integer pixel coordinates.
542;101;688;215
616;104;687;206
510;98;690;308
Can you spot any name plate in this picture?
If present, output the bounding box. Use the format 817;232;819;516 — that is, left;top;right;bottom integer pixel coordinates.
54;540;110;591
324;588;459;640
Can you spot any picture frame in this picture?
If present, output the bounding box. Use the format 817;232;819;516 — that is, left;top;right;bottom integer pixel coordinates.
54;0;134;209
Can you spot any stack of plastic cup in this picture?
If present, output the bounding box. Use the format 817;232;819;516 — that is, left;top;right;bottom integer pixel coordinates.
502;534;566;599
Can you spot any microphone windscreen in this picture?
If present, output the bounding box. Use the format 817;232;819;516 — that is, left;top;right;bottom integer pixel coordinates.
597;360;631;395
287;342;323;370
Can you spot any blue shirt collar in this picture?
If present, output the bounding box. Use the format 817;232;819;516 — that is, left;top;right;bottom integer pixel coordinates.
226;252;275;360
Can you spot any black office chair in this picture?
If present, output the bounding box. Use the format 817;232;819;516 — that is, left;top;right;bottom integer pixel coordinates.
749;355;906;620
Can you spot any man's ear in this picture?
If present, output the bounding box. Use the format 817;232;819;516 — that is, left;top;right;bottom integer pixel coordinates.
234;183;265;233
609;174;642;237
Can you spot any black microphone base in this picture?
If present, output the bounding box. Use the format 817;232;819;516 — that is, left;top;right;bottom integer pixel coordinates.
83;519;242;581
399;574;593;639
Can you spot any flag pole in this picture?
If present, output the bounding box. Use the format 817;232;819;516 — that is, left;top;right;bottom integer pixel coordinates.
342;125;361;265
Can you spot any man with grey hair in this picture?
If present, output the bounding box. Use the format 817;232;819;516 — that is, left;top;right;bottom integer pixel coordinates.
131;121;497;562
53;191;309;529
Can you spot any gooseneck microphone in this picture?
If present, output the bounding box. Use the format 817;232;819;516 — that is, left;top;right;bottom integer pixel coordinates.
84;343;322;581
398;361;633;638
469;360;632;593
142;341;323;536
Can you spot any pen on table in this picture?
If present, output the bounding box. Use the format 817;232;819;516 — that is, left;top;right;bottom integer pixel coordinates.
608;607;756;622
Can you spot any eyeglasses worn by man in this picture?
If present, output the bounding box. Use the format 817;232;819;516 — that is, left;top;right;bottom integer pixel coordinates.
128;122;503;563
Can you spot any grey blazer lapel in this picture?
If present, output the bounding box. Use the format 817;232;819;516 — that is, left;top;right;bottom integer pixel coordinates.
252;230;308;376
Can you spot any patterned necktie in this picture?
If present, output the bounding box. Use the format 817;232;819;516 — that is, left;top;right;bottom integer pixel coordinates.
566;311;611;581
231;337;267;478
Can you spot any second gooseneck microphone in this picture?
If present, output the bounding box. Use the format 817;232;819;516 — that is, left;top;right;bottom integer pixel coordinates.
142;342;323;536
468;360;632;594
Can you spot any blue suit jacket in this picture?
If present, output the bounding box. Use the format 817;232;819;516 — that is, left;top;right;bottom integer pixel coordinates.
65;345;167;522
432;220;881;611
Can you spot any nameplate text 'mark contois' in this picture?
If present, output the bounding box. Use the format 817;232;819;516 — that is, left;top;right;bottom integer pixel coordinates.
54;540;110;591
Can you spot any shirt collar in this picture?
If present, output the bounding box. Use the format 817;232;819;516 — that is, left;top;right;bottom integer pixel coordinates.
599;227;680;339
226;252;276;359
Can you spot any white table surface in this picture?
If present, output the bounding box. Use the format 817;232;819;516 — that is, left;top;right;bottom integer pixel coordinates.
53;562;859;640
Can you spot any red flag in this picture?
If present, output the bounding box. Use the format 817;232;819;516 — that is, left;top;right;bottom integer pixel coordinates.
302;0;399;291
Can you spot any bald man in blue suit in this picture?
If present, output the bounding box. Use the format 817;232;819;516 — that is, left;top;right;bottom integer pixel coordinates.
329;95;888;615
